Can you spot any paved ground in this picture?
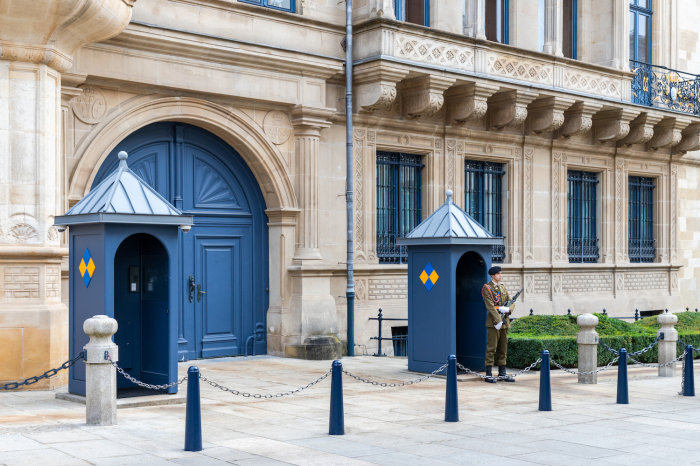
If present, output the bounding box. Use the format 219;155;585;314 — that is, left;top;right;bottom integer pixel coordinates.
1;356;700;466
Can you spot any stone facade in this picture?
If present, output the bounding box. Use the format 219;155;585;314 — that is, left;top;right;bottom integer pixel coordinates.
2;0;700;381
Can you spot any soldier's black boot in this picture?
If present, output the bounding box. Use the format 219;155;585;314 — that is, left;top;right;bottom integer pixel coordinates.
485;366;497;383
499;366;515;382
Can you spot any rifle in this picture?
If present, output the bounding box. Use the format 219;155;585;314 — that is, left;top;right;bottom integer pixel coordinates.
503;288;524;307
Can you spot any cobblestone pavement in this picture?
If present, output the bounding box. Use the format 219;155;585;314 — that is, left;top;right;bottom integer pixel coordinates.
1;356;700;465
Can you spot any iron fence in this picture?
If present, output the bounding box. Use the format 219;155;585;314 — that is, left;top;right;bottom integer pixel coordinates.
630;60;700;115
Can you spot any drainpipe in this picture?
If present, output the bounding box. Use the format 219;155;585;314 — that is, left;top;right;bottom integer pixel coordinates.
345;0;355;357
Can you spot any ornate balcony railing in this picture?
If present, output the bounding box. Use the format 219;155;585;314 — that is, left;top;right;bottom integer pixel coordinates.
630;60;700;115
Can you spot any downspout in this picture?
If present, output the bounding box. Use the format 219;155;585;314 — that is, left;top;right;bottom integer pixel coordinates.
345;0;355;357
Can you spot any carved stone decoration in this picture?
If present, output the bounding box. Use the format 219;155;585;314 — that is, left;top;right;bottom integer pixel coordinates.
593;109;640;144
615;158;626;262
489;90;538;131
354;64;408;114
356;279;367;300
47;226;59;242
553;275;562;294
525;275;534;294
446;139;456;192
551;152;566;262
675;123;700;154
526;96;575;135
649;117;691;151
671;164;678;263
446;82;499;125
671;272;679;291
9;224;39;243
524;148;534;262
616;274;624;292
71;86;107;124
368;0;396;19
263;110;293;145
354;129;366;261
558;101;603;138
401;75;455;119
395;34;474;71
619;112;663;147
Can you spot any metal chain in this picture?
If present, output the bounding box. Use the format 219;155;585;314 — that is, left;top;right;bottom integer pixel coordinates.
628;350;686;369
628;336;661;356
0;352;85;390
599;341;620;356
678;339;694;351
456;359;541;380
199;370;331;398
550;356;620;376
343;363;448;387
106;354;186;390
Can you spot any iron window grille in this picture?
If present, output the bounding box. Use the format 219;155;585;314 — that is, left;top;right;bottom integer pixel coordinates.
464;160;505;262
376;152;423;264
239;0;295;13
629;176;656;263
567;170;599;263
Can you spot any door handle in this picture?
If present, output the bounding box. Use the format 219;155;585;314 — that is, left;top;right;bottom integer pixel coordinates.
189;275;195;303
197;284;206;302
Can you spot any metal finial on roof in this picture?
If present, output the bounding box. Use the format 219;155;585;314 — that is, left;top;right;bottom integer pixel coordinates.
446;190;453;203
118;151;128;168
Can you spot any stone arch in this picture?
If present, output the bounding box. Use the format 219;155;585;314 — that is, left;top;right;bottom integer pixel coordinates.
69;97;296;210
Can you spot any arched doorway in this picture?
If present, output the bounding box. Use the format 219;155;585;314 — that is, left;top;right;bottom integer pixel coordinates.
455;251;488;371
94;122;269;360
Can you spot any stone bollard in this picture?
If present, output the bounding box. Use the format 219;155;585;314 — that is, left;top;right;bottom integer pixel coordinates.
576;313;599;384
657;312;679;377
83;315;119;426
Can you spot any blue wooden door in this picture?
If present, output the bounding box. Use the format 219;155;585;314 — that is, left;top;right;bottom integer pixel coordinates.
94;123;268;361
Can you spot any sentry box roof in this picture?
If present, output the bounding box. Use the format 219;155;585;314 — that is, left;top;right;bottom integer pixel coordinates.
55;151;194;227
396;190;504;246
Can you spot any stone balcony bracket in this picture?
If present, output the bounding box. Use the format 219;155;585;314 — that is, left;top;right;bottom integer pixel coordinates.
354;63;409;114
675;123;700;154
558;101;604;138
446;82;499;125
400;75;456;119
593;109;641;144
290;105;336;132
619;112;663;147
525;96;576;135
648;117;691;151
489;90;539;131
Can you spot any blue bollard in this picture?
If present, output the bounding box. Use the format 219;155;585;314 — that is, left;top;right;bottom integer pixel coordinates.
329;360;344;435
617;349;629;404
445;355;459;422
539;350;552;411
184;366;203;452
684;345;695;397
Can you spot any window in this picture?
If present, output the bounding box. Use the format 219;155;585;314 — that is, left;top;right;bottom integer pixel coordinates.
376;152;423;264
240;0;294;12
562;0;577;59
567;171;599;263
485;0;508;44
464;161;505;262
629;176;656;262
630;0;652;63
391;326;408;357
394;0;430;26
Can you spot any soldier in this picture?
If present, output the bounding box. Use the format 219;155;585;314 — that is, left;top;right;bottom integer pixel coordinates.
482;266;515;383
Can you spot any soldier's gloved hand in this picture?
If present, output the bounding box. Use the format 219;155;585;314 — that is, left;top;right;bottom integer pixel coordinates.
494;321;503;330
498;306;510;314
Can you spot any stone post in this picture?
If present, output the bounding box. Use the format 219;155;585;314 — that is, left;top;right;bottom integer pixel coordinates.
83;315;118;426
542;0;563;56
577;313;599;384
464;0;486;39
657;311;678;377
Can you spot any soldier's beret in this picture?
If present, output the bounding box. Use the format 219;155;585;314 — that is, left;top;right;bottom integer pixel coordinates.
488;266;502;276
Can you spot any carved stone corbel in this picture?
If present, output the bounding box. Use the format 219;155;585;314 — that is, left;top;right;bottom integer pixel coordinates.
446;82;499;125
675;123;700;154
489;90;539;131
369;0;396;19
558;101;603;138
401;75;456;119
648;117;691;151
354;63;408;114
618;112;663;147
525;96;576;135
593;109;640;144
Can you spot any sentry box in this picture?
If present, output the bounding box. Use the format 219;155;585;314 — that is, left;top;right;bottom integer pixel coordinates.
55;151;193;396
396;190;504;374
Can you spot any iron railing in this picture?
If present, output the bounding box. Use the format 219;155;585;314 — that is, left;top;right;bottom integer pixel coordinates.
369;309;408;357
630;60;700;115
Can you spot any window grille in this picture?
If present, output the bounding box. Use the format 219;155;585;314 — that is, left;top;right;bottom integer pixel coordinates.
567;170;599;263
376;152;423;264
465;160;505;262
629;176;656;263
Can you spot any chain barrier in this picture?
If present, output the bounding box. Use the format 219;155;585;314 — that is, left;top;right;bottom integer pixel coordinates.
343;363;448;387
0;352;85;390
627;351;686;369
599;341;620;356
199;370;331;398
106;354;186;390
550;356;620;376
598;337;659;358
456;359;541;380
677;339;695;351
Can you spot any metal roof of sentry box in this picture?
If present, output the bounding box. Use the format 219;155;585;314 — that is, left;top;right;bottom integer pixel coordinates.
55;151;194;227
396;190;504;246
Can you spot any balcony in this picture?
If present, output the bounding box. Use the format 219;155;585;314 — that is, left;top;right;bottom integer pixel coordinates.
630;60;700;116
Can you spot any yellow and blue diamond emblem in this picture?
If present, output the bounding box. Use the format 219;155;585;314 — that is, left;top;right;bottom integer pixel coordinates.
79;248;95;287
419;262;439;292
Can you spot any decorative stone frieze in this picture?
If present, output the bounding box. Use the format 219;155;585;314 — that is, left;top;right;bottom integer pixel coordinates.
354;63;408;114
619;112;663;147
446;82;499;125
593;109;640;144
489;90;539;131
648;117;691;151
395;34;474;71
400;75;456;120
675;123;700;154
525;96;576;135
558;101;603;138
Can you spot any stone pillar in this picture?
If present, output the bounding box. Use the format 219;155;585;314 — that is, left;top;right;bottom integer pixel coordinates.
0;0;134;390
542;0;563;56
464;0;486;39
657;312;678;377
577;313;599;384
83;315;118;426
